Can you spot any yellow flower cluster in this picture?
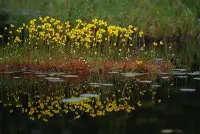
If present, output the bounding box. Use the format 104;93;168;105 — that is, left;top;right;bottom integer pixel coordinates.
10;16;144;53
3;89;135;122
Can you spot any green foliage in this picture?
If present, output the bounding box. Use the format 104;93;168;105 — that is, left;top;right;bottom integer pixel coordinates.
0;0;199;37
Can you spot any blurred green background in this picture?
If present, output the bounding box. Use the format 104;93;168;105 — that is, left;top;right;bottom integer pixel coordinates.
0;0;200;37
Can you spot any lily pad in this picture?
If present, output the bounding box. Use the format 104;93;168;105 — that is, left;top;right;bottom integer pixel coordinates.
101;83;113;86
160;129;174;133
173;72;186;75
36;75;47;77
46;72;64;76
48;79;65;83
176;76;188;79
34;72;47;75
139;80;152;83
187;71;200;76
161;76;170;79
89;83;101;87
47;72;65;76
193;77;200;80
2;72;15;74
121;72;144;77
23;72;32;74
45;77;61;80
61;75;79;78
62;97;88;103
151;84;161;88
13;76;20;79
180;88;196;92
107;72;119;74
80;93;99;98
173;69;187;72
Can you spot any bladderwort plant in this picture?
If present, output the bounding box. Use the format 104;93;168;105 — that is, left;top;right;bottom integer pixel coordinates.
0;17;165;68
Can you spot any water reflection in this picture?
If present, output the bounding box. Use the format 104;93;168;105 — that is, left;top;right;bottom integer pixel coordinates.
0;70;200;134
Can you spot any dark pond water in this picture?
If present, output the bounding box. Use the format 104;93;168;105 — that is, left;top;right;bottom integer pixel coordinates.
0;70;200;134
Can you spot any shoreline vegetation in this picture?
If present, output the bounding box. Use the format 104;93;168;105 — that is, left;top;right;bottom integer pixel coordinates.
0;16;174;76
0;59;174;75
0;0;200;75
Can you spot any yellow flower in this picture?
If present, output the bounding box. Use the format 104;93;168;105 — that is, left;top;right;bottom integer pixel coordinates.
0;35;2;38
160;41;163;45
153;42;158;46
10;24;14;28
38;114;42;119
74;115;81;119
136;60;143;65
134;27;138;31
128;25;133;29
14;36;21;42
137;101;142;107
39;17;43;21
139;31;144;37
30;117;35;120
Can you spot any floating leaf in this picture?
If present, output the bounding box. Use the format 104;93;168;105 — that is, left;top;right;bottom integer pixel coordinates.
61;75;79;78
187;71;200;76
173;69;187;72
151;84;161;88
139;80;152;83
121;72;144;77
193;77;200;81
107;72;119;74
160;129;174;133
45;77;61;80
101;83;113;86
62;97;88;103
180;88;196;92
176;76;188;79
13;76;20;79
80;93;99;98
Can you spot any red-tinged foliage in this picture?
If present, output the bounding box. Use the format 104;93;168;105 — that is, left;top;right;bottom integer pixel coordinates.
0;58;174;78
